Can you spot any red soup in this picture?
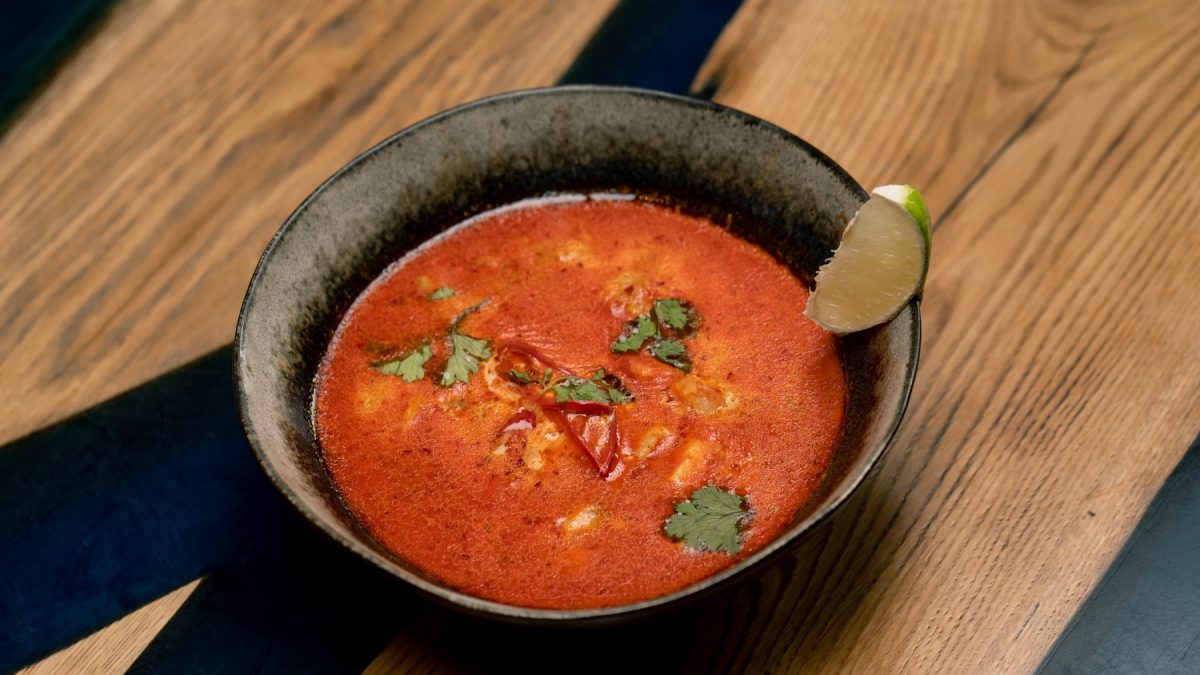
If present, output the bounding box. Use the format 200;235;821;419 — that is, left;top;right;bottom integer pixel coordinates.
314;196;845;609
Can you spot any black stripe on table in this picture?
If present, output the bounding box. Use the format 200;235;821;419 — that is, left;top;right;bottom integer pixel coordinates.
1038;435;1200;675
0;0;118;132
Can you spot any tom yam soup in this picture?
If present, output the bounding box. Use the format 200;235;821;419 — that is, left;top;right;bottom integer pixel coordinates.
314;195;846;609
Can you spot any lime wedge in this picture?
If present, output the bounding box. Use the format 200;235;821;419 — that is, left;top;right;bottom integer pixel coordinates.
804;184;931;334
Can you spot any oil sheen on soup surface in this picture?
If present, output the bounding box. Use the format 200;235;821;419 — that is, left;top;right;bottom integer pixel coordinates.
315;196;845;609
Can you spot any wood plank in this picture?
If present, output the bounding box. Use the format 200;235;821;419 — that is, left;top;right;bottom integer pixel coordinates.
18;580;201;675
695;0;1111;211
0;0;616;445
688;0;1200;671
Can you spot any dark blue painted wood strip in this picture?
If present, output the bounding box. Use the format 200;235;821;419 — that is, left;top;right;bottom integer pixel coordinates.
1038;435;1200;675
0;348;261;670
559;0;741;96
0;0;119;131
0;347;411;673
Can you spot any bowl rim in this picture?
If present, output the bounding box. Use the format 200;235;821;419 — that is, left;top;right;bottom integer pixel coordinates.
233;84;920;622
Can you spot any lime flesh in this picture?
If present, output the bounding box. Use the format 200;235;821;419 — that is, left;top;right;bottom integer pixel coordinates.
804;185;931;335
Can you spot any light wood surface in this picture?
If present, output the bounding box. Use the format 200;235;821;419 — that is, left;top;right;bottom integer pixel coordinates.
7;0;1200;672
693;0;1200;671
0;0;616;446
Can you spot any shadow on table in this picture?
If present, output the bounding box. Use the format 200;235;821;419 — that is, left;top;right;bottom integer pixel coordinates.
352;529;887;675
361;473;906;675
0;346;898;674
125;479;900;675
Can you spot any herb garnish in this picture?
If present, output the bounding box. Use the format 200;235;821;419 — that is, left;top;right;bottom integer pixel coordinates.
437;298;493;386
664;486;751;554
552;377;611;404
536;369;633;405
373;296;492;386
611;315;658;353
508;368;554;386
653;298;700;335
649;339;692;372
430;286;456;301
610;297;700;371
450;297;491;327
507;369;536;384
441;332;492;387
590;368;633;404
373;344;432;382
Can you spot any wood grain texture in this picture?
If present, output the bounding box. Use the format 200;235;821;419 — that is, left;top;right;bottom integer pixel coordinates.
17;580;200;675
695;0;1112;220
0;0;616;446
687;0;1200;672
8;0;1200;672
363;0;1200;673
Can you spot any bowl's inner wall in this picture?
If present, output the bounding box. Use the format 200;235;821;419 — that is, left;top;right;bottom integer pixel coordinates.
236;88;914;614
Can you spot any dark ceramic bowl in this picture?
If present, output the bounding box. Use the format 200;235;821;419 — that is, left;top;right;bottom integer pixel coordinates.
234;85;919;623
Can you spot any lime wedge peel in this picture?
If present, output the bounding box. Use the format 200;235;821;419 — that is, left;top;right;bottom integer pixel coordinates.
804;184;931;335
872;184;932;250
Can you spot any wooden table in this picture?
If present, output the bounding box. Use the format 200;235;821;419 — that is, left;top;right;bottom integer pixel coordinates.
4;0;1199;672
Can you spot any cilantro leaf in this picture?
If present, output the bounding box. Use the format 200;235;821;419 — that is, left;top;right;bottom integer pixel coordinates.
607;388;633;404
650;338;692;372
592;369;634;404
612;315;658;353
654;298;699;334
507;369;536;384
374;344;432;382
430;286;456;301
552;377;611;404
663;486;751;554
451;297;492;328
439;331;492;387
542;368;554;384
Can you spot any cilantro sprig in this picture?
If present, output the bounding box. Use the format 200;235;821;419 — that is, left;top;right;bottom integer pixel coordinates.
590;368;633;404
664;486;751;554
610;297;700;372
429;286;456;301
438;298;492;387
507;367;553;386
653;298;700;335
370;295;493;387
649;339;691;371
612;315;658;353
511;367;633;405
507;369;535;384
373;344;432;382
440;331;492;386
551;377;611;404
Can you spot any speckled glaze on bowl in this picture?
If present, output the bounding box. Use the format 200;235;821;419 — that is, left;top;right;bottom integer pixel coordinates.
234;86;919;624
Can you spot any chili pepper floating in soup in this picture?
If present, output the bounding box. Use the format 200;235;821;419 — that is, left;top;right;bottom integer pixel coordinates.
495;341;631;477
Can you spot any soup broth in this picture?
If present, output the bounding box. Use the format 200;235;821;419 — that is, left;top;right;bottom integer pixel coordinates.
314;196;845;609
